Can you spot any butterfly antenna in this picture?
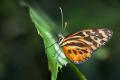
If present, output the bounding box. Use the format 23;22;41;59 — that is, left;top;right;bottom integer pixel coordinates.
63;21;67;32
59;7;64;33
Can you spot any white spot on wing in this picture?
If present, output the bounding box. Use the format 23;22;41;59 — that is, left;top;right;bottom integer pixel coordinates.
83;31;89;37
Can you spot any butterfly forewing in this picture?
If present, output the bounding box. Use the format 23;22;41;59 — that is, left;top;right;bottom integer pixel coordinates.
60;28;113;63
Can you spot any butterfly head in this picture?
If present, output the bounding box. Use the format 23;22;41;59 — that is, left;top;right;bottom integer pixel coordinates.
58;34;64;41
58;33;65;45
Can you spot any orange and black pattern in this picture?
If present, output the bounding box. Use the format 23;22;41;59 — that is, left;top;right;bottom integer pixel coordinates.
59;28;113;64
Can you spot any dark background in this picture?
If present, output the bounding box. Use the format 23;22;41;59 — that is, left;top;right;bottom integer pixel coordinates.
0;0;120;80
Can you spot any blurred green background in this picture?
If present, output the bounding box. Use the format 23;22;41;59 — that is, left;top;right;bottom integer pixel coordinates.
0;0;120;80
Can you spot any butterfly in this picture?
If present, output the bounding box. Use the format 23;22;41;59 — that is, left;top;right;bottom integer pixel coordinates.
58;28;113;64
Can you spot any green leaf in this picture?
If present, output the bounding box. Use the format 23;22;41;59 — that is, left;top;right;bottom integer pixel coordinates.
27;5;67;80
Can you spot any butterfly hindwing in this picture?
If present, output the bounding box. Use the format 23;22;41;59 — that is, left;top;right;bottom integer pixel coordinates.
62;41;92;63
60;28;113;63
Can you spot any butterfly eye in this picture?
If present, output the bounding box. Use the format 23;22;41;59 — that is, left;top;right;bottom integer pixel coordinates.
59;37;62;42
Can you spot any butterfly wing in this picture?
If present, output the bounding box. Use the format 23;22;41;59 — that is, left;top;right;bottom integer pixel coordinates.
60;28;113;63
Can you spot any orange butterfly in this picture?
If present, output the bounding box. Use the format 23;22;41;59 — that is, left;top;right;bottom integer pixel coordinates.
58;29;113;64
